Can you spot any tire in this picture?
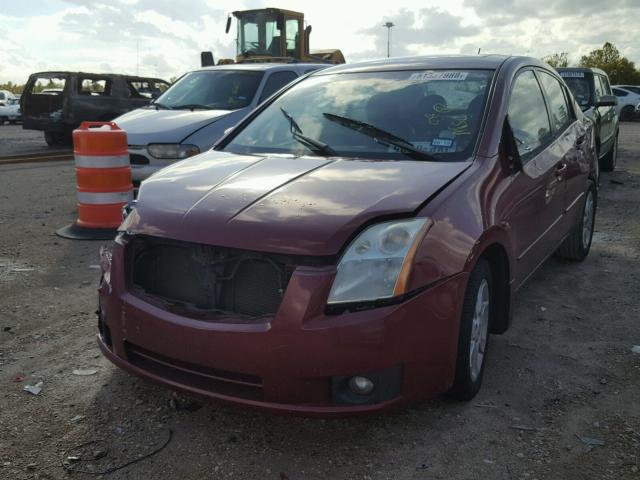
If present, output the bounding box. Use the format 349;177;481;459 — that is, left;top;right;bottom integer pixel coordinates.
448;259;492;401
621;106;634;122
44;131;59;146
600;133;617;172
556;182;596;261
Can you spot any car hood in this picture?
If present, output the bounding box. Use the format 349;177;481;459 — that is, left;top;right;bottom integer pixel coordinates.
125;151;471;256
115;108;236;144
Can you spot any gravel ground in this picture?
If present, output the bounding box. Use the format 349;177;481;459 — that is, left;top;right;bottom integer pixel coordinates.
0;124;639;480
0;124;64;157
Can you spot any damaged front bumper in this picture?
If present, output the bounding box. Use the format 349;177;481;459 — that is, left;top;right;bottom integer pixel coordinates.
97;238;467;416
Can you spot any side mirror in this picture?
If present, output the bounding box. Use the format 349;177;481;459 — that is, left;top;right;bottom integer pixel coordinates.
595;95;617;107
225;15;232;34
201;51;215;67
502;115;522;172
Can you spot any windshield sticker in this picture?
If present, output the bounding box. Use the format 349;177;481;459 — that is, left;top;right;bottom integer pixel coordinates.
408;71;469;82
431;138;454;148
559;71;585;78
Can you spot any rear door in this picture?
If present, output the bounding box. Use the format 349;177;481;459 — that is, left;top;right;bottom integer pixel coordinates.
506;69;567;287
536;69;588;234
73;75;119;122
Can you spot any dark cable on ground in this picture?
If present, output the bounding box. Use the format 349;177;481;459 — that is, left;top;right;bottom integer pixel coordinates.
60;428;172;475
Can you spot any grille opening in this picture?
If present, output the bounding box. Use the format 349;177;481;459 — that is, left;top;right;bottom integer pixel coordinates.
130;237;291;318
125;342;264;400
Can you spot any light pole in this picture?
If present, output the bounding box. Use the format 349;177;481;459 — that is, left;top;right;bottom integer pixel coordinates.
383;22;395;58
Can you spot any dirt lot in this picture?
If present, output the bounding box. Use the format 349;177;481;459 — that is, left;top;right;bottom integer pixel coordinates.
1;124;639;480
0;124;64;157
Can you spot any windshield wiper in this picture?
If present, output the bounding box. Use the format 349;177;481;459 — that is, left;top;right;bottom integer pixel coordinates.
150;102;172;110
322;112;439;162
173;104;210;110
280;108;337;157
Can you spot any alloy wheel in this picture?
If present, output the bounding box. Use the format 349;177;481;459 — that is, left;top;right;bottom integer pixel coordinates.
469;279;490;382
582;190;595;249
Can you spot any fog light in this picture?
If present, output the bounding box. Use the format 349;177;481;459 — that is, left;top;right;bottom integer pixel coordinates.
348;376;374;395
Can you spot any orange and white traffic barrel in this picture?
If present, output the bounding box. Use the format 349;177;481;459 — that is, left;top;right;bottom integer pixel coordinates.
56;122;132;240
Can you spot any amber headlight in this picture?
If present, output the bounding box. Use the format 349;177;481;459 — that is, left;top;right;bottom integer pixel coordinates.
327;218;431;304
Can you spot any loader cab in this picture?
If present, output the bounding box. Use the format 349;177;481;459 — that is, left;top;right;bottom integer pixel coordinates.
230;8;307;61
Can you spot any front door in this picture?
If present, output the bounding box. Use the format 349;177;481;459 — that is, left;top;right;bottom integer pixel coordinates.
504;69;567;287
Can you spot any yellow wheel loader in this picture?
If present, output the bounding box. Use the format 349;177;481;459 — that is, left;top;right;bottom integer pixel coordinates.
201;8;345;66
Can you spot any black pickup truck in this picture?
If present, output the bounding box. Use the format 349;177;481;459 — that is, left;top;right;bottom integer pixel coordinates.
21;71;170;146
557;67;618;172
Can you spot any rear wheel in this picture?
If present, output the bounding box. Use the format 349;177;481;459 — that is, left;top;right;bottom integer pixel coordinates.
600;133;617;172
556;182;596;261
449;259;492;401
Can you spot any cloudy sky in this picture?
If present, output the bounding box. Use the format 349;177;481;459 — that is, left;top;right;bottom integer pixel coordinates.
1;0;639;84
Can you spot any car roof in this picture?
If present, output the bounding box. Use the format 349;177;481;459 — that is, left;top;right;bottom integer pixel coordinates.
28;71;169;83
556;67;608;76
312;55;514;75
194;63;329;73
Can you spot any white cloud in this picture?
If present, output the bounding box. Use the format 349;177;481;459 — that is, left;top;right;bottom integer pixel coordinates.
1;0;639;84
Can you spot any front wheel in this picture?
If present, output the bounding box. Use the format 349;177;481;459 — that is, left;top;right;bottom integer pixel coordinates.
556;182;596;261
448;259;492;401
44;131;60;146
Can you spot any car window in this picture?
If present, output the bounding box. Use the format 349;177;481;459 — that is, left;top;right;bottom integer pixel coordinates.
29;75;67;95
593;75;604;99
537;71;571;133
508;70;552;160
285;18;300;58
225;69;493;162
612;88;628;97
127;80;169;99
560;73;592;108
258;71;298;103
79;78;111;96
153;70;264;110
599;75;612;95
622;86;640;95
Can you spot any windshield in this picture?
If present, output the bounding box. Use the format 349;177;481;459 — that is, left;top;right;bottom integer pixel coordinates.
237;12;280;57
559;72;593;109
152;70;264;110
224;69;493;161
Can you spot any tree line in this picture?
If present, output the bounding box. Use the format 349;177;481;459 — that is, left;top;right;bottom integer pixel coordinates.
2;42;639;91
544;42;640;84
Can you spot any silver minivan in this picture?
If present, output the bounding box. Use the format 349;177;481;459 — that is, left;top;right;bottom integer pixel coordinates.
114;63;327;183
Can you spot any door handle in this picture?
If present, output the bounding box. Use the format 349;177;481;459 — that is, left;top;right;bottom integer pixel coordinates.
555;163;567;180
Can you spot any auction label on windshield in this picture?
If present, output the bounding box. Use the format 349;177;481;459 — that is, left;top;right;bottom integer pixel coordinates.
408;71;469;82
559;71;585;78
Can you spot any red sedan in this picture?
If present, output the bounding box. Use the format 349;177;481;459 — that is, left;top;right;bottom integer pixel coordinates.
98;55;597;416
